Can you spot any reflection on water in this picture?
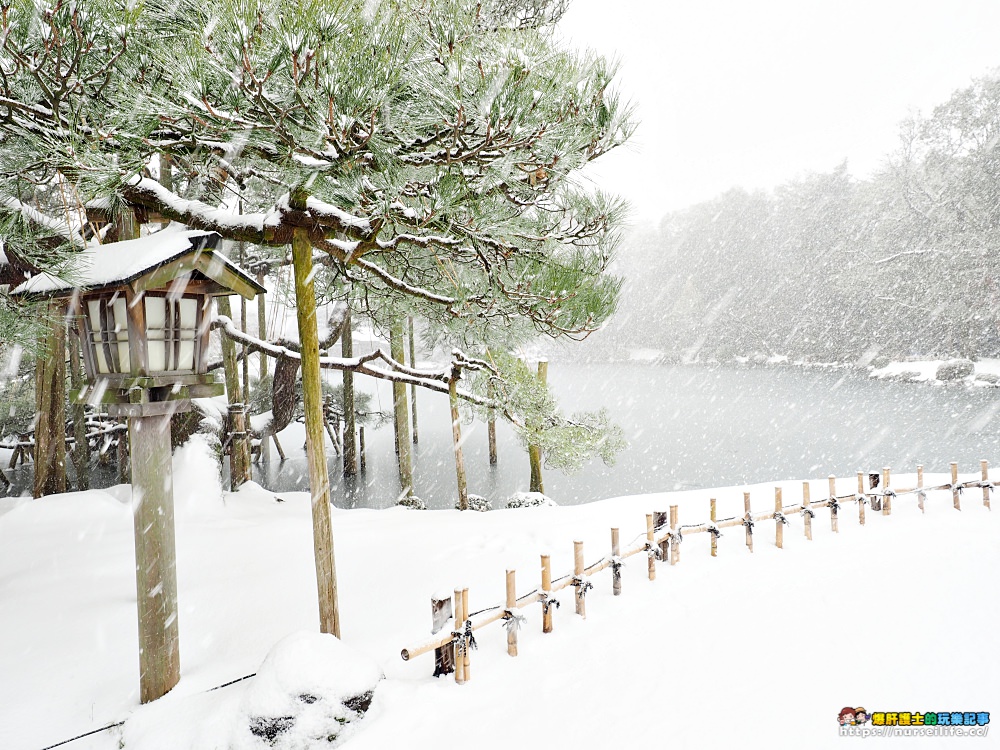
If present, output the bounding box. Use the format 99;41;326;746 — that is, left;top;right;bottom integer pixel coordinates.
7;363;1000;510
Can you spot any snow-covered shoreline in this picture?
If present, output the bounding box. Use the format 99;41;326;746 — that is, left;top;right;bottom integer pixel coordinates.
1;437;996;750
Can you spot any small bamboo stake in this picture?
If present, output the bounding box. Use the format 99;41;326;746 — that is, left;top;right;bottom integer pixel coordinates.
917;465;925;513
744;492;753;552
461;588;471;681
882;467;891;516
857;472;866;526
951;462;961;510
774;488;784;549
541;555;553;633
505;570;518;657
453;588;465;684
710;499;718;557
669;505;680;565
829;475;839;533
573;541;586;619
802;482;812;540
611;528;621;596
981;459;991;510
646;514;656;581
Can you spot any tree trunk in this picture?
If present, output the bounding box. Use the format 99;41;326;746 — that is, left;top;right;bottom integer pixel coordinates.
389;317;413;496
449;372;469;510
256;272;268;382
33;300;67;497
487;378;497;466
216;295;252;489
528;360;547;494
341;306;357;476
408;316;419;444
68;327;90;490
292;224;341;638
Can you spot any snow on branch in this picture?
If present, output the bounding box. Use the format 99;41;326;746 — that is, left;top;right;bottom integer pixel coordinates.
0;196;87;249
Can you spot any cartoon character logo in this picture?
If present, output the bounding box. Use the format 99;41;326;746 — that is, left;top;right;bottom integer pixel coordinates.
839;707;857;726
855;708;869;725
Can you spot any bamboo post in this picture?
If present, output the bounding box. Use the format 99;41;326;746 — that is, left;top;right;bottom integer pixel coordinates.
461;588;471;681
573;541;586;618
828;475;838;533
802;482;812;540
856;472;866;526
917;464;925;513
882;467;891;516
981;459;991;510
432;594;455;676
744;491;753;552
611;528;621;596
646;514;656;581
951;462;961;510
453;588;465;684
710;499;718;557
774;488;783;549
669;505;680;565
541;555;553;633
506;570;518;657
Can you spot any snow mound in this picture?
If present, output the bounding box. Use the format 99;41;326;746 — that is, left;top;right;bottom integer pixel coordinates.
458;493;492;512
172;433;224;516
236;631;382;749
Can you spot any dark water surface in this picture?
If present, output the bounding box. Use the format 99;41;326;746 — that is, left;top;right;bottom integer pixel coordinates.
5;363;999;510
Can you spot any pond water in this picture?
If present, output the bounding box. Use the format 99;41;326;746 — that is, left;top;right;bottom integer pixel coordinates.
5;362;1000;510
249;362;1000;509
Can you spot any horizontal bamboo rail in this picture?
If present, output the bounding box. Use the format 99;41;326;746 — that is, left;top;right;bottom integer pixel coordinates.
401;461;995;675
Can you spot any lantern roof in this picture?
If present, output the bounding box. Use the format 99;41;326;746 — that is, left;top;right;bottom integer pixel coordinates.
11;229;264;299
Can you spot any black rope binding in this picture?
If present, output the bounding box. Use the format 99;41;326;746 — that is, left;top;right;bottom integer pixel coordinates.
610;556;625;578
742;515;754;534
707;524;722;539
801;508;815;519
502;609;526;634
540;593;560;615
573;577;594;601
773;511;789;525
452;619;478;656
645;541;663;560
828;497;840;513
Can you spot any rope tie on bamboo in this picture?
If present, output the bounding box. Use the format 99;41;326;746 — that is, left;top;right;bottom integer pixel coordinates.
773;511;789;525
977;481;995;492
539;593;560;615
670;529;684;545
645;541;663;560
501;609;526;635
452;620;477;656
881;489;896;499
742;515;754;534
800;507;815;519
707;524;722;539
828;497;840;512
573;577;593;601
856;494;867;506
610;556;625;577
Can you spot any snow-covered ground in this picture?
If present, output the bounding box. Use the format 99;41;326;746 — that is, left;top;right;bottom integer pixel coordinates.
1;438;997;750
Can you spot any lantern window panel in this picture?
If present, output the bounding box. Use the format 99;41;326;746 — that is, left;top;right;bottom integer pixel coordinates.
145;295;200;372
85;295;131;374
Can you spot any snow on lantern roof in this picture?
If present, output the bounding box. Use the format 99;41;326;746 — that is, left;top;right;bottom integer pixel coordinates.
11;229;264;299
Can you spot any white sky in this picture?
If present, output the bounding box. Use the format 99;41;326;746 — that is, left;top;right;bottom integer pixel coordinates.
557;0;1000;225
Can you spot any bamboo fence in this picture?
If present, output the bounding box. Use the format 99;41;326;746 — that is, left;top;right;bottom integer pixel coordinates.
400;460;994;683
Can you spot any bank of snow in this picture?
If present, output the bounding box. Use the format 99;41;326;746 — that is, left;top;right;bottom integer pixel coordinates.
0;439;997;750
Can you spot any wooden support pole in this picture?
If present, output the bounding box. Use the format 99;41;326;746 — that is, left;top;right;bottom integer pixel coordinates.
453;588;465;684
744;492;753;552
359;426;366;473
981;459;991;510
774;488;784;549
487;379;498;466
574;541;586;618
408;316;419;444
917;464;925;513
461;588;471;681
541;555;553;633
802;482;812;540
710;499;718;557
528;360;548;493
857;472;866;526
341;306;357;476
646;514;656;580
432;594;455;676
882;467;892;516
829;475;839;533
389;319;412;496
611;528;621;596
669;505;680;565
292;225;341;638
506;570;518;657
129;414;179;703
951;462;961;510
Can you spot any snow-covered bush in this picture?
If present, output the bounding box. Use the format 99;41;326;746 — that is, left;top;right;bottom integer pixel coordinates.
506;492;557;509
397;495;426;510
936;359;974;381
457;494;492;512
